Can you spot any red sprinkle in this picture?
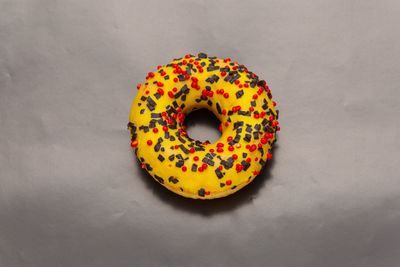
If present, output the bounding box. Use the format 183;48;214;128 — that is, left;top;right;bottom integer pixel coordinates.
267;153;273;160
137;84;141;90
157;82;163;87
232;154;238;160
218;166;223;170
190;148;195;154
163;126;168;132
217;147;224;153
202;163;208;169
182;166;187;172
217;143;224;147
249;144;257;152
261;138;267;144
194;156;199;161
148;72;154;78
221;71;227;76
131;140;138;147
226;180;232;185
223;93;229;99
198;167;203;172
253;94;258;100
157;88;164;95
152;128;158;133
246;158;251;163
205;191;210;195
228;145;234;151
227;136;233;142
147;140;152;146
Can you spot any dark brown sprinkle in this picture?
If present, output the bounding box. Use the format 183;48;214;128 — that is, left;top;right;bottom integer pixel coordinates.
152;81;158;84
246;126;252;133
179;144;190;154
168;155;175;161
230;74;241;84
215;168;223;179
257;147;264;156
138;103;141;106
241;160;250;171
220;67;230;72
181;95;187;101
151;113;162;118
140;157;145;162
234;121;244;130
261;118;268;126
176;160;184;168
146;103;155;111
235;90;244;99
242;152;247;158
238;110;251;116
158;154;165;162
178;74;185;81
154;175;164;184
262;102;269;110
228;110;233;116
178;136;186;144
259;158;266;166
176;154;183;160
192;164;198;172
251;101;256;107
164;131;170;139
216;103;222;114
206;74;220;84
154;92;161;99
207;100;212;107
139;126;149;133
253;132;259;139
127;122;136;129
254;124;261;131
198;52;208;58
164;75;169;80
244;134;251;142
145;163;152;171
202;157;214;166
207;65;220;72
198;188;205;197
231;185;237;190
220;183;225;187
154;143;161;152
140;96;146;101
168;176;179;184
169;135;175;141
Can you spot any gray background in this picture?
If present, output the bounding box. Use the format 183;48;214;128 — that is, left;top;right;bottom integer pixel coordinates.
1;0;400;266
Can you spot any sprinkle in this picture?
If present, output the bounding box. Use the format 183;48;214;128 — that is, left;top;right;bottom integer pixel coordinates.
147;140;152;146
131;140;138;147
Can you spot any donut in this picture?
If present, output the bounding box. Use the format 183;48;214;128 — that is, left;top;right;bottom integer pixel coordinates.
128;53;279;199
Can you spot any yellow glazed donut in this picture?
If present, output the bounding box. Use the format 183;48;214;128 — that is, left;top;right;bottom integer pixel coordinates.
128;53;279;199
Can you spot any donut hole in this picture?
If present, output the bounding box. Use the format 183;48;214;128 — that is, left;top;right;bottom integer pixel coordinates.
183;109;222;143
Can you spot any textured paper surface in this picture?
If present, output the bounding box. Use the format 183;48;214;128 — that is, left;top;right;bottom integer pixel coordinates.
1;0;400;266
